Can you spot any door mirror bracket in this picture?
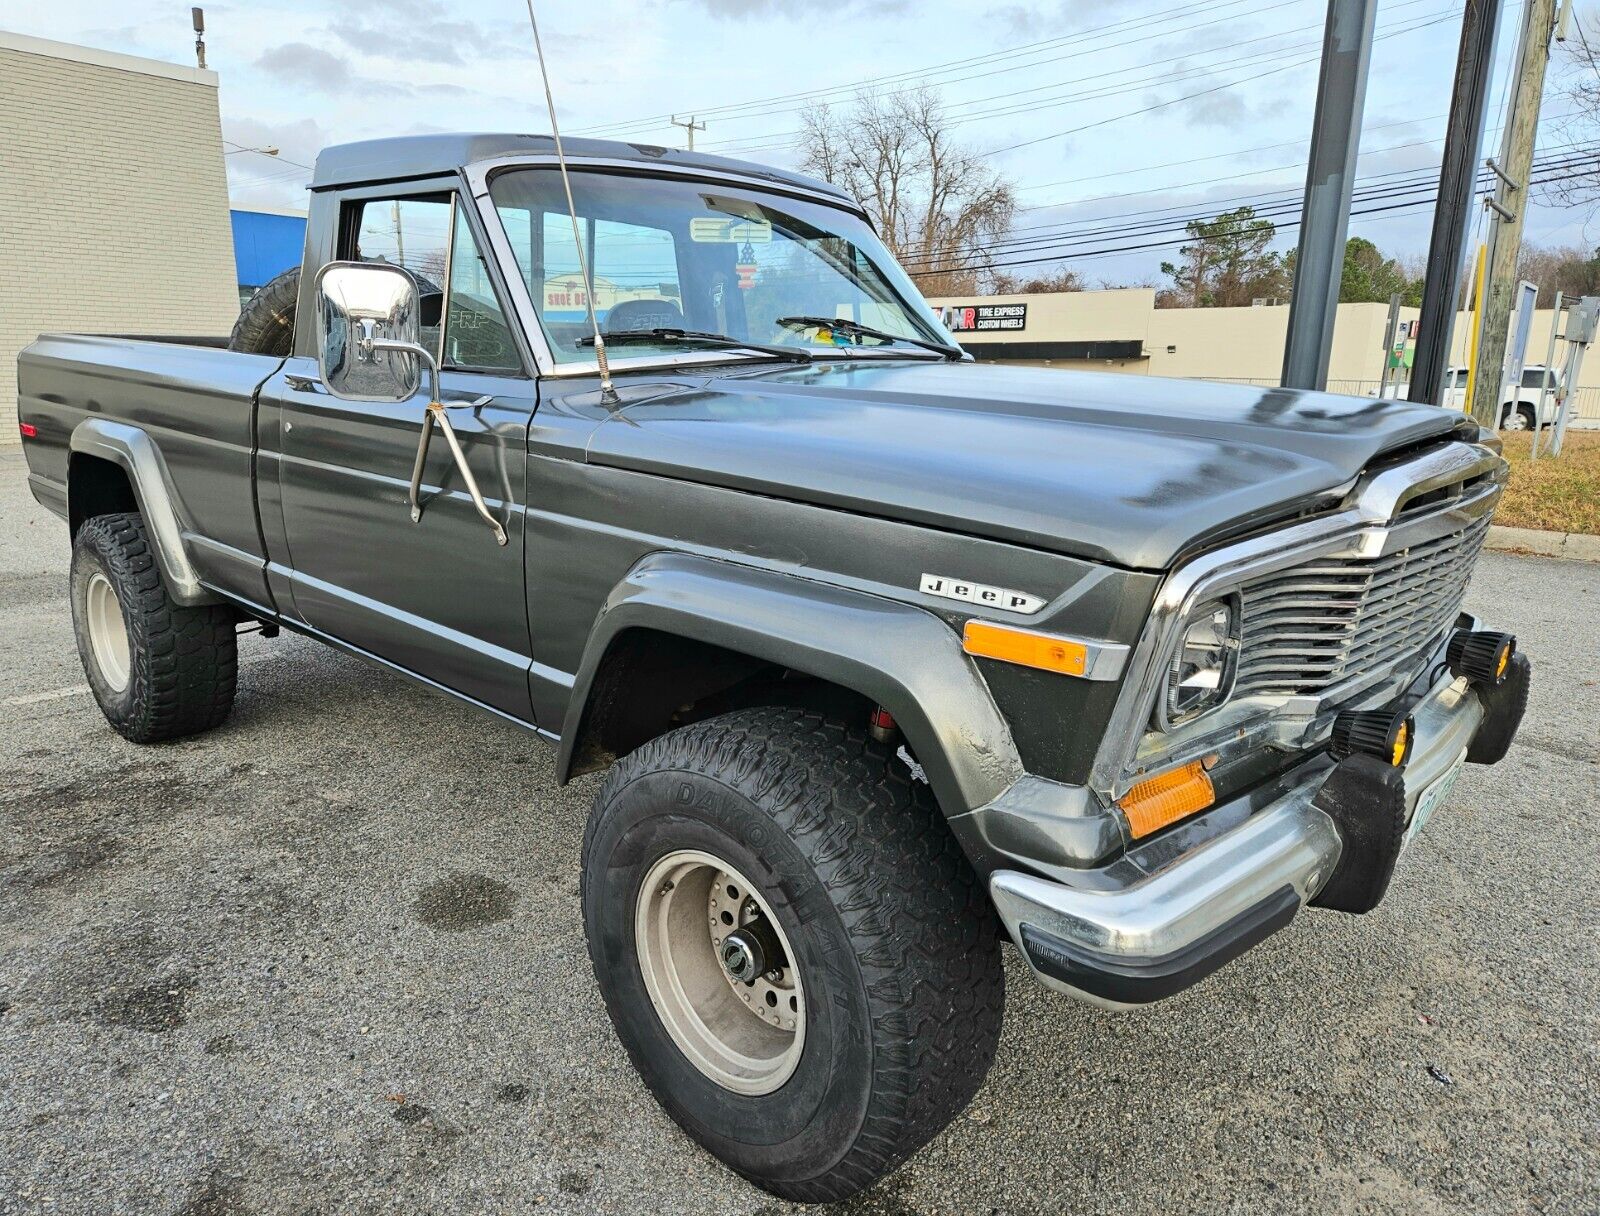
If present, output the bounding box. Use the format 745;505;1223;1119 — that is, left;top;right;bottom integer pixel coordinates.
314;260;506;547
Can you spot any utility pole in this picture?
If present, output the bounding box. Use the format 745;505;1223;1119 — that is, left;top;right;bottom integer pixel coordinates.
1282;0;1379;390
1409;0;1504;406
670;115;706;151
1467;0;1561;427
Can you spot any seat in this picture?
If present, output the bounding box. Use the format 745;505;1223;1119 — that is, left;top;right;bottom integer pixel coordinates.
604;298;684;333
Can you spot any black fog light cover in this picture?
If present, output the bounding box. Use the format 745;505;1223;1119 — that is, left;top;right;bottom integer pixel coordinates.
1330;707;1414;768
1447;629;1516;686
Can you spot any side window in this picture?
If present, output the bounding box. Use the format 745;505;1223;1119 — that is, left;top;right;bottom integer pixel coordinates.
1521;367;1549;389
351;197;452;355
346;195;520;373
442;204;520;372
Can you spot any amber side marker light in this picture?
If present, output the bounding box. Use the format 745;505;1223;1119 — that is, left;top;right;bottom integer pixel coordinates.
962;620;1088;676
1118;759;1217;839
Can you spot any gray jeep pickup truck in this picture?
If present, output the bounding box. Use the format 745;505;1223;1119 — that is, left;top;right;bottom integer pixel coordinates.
17;132;1530;1203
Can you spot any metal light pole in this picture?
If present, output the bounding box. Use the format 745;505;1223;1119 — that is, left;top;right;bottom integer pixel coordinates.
1281;0;1379;391
1409;0;1504;406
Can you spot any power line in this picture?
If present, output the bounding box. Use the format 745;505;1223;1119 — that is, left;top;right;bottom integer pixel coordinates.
575;0;1295;136
700;0;1345;149
897;157;1572;270
903;154;1600;273
705;6;1454;160
897;125;1587;257
980;9;1456;158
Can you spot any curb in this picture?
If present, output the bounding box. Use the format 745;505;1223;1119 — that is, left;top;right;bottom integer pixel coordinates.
1487;525;1600;562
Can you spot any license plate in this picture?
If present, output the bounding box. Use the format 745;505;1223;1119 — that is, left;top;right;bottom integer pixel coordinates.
1405;747;1467;847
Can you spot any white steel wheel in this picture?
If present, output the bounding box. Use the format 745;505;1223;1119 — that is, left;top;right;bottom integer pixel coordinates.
635;849;805;1096
84;570;132;692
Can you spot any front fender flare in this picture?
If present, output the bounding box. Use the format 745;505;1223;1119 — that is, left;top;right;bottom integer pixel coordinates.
69;418;218;606
556;551;1024;820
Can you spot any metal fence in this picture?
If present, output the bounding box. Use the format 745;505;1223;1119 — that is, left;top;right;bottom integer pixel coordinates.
1196;377;1600;425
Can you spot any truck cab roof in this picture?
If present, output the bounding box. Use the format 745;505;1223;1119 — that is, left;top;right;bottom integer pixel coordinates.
310;131;852;204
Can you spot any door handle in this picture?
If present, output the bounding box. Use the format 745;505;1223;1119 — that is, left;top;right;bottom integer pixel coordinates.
408;401;509;547
285;374;321;392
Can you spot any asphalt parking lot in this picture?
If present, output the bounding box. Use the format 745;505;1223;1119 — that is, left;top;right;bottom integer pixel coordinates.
0;448;1596;1215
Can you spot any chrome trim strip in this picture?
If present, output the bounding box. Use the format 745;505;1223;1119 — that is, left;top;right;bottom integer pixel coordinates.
1089;441;1505;797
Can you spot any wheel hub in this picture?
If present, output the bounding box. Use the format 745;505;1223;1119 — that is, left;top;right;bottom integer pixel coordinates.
719;931;764;983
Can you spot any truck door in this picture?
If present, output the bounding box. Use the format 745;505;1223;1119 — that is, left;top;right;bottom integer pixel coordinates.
266;189;538;722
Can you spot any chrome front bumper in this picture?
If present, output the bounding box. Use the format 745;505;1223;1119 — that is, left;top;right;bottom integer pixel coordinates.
990;669;1490;1010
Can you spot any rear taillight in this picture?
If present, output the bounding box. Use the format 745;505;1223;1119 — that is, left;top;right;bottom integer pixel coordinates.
18;422;37;439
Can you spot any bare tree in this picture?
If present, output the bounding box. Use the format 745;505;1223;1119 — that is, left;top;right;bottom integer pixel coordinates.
991;267;1084;294
1545;10;1600;211
1517;241;1600;303
799;89;1017;296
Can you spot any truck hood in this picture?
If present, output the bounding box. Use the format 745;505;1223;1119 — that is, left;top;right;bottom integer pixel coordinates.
586;361;1463;569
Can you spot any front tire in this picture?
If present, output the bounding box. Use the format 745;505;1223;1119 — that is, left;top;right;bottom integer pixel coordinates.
70;512;238;743
581;708;1004;1203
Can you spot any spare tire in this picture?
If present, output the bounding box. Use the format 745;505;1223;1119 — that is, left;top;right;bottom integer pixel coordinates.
229;266;299;356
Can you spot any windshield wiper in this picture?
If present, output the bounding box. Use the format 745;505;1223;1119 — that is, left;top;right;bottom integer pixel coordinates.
774;316;963;359
579;328;813;363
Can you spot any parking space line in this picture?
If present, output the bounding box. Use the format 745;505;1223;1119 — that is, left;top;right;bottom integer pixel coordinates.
3;649;275;707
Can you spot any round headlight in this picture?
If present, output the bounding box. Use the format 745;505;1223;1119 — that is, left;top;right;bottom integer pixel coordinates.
1164;599;1239;725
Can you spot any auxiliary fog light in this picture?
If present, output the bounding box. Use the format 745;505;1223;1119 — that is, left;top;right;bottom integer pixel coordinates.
1446;629;1517;687
1330;707;1415;768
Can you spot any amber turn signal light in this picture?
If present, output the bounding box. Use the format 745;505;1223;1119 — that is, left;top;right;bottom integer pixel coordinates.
962;620;1089;676
1118;759;1217;839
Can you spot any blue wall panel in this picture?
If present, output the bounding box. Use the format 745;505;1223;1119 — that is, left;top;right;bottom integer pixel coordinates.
231;210;307;289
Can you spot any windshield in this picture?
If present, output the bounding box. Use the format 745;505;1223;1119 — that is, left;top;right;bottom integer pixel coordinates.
486;168;955;364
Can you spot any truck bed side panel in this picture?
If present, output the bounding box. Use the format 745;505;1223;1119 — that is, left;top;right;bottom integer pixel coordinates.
18;334;285;610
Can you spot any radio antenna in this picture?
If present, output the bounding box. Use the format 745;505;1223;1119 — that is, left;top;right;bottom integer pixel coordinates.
522;0;614;396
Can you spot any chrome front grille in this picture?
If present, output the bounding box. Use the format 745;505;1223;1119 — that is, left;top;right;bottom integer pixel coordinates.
1233;512;1491;699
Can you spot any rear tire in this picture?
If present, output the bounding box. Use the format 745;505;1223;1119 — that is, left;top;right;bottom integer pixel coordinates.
581;708;1004;1203
70;513;237;743
1501;403;1535;432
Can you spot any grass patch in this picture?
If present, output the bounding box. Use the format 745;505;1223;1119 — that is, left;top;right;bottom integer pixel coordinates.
1496;430;1600;535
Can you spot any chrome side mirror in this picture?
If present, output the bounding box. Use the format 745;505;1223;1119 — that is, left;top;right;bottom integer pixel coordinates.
314;261;434;403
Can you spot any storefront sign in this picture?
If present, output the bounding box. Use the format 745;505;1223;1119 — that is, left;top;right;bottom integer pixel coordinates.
947;303;1027;333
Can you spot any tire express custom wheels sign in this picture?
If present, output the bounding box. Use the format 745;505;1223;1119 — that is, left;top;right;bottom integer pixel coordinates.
946;303;1027;333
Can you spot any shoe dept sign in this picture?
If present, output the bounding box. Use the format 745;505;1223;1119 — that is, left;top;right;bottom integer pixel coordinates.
943;303;1027;333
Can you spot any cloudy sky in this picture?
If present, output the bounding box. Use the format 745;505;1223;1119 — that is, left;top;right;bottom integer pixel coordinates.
10;0;1598;285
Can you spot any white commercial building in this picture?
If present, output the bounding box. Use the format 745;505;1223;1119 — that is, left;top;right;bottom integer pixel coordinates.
0;31;239;444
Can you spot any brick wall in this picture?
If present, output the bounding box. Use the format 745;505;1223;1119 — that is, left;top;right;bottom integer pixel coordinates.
0;33;239;444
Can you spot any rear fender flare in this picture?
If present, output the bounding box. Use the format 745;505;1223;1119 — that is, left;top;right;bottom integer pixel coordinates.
69;418;218;606
556;551;1024;820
